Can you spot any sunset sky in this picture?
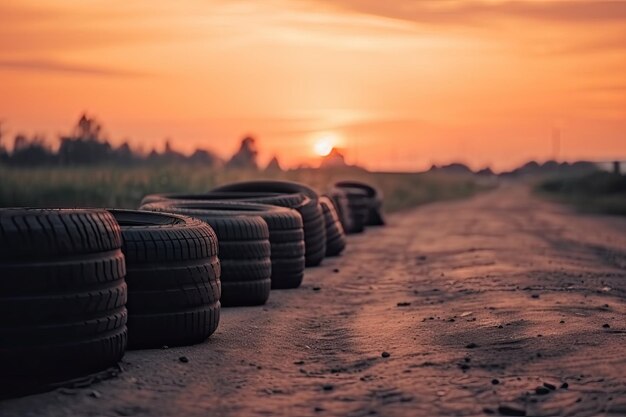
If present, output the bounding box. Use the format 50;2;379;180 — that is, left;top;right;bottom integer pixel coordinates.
1;0;625;171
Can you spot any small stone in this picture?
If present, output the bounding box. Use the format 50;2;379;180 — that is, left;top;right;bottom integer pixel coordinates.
293;360;305;365
89;390;101;399
602;323;610;329
162;345;169;349
543;382;556;390
179;356;189;363
531;294;540;299
333;268;340;273
381;351;391;358
559;320;565;324
561;382;569;389
497;404;526;416
322;384;334;391
491;379;500;385
535;386;550;395
314;407;324;412
465;343;478;349
397;302;411;307
313;287;321;291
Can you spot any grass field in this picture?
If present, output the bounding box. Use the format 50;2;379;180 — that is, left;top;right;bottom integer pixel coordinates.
536;171;626;216
0;165;484;212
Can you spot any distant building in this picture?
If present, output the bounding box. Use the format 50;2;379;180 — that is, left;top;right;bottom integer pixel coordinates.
226;136;258;170
429;162;473;174
320;147;348;168
265;156;283;172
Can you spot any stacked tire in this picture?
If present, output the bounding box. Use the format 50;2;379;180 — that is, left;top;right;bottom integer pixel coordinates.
330;186;368;234
140;202;272;306
0;179;382;398
319;196;346;256
108;210;221;349
326;187;356;234
141;201;305;290
212;181;326;267
0;209;127;396
335;181;385;227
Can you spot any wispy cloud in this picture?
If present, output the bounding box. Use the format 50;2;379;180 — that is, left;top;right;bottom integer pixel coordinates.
0;2;196;54
0;59;149;77
308;0;626;25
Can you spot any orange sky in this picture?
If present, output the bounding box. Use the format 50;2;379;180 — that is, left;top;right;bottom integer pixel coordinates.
1;0;625;171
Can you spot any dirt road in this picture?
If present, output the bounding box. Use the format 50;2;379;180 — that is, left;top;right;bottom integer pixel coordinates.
2;185;626;417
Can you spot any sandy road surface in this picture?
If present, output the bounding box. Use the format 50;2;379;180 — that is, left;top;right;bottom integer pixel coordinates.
2;185;626;417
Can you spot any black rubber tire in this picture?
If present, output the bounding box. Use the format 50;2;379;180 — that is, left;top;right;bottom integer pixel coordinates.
0;208;127;396
140;205;272;307
211;181;326;266
320;196;347;256
141;201;305;289
335;181;385;226
326;188;356;235
140;191;284;207
107;210;221;349
329;187;367;234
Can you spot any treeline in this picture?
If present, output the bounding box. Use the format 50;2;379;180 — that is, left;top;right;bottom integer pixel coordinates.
0;114;275;170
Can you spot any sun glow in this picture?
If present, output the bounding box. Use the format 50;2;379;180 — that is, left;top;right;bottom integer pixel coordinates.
313;135;337;157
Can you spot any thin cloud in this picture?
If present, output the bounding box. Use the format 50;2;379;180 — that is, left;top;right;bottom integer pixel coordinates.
309;0;626;25
550;35;626;55
0;59;149;77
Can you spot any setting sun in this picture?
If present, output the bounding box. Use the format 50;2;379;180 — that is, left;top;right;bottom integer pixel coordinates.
313;136;335;157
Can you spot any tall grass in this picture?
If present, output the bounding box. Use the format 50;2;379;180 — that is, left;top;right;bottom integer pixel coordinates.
0;165;484;212
536;171;626;216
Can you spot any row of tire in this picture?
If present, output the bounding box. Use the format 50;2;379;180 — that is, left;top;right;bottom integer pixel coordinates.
0;180;384;397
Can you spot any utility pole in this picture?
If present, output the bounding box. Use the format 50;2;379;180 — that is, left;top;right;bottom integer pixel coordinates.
551;127;561;161
0;119;5;152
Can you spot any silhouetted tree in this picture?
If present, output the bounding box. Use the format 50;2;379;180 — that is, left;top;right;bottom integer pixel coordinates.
226;136;258;170
189;149;220;166
113;141;135;164
58;113;112;165
9;134;55;165
0;113;225;168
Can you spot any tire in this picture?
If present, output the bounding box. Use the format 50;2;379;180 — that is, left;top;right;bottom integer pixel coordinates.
335;181;385;226
0;208;127;396
326;188;356;234
141;201;305;290
107;210;221;349
140;191;284;207
329;187;367;234
211;181;326;266
140;204;272;307
319;196;347;256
